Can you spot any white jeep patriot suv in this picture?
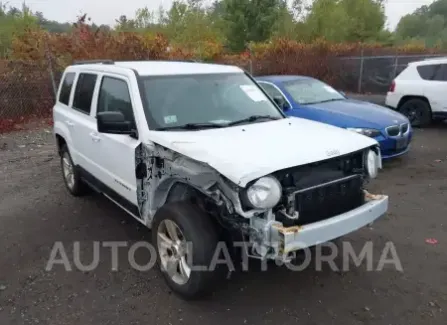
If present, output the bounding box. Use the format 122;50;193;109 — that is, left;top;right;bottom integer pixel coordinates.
53;59;388;299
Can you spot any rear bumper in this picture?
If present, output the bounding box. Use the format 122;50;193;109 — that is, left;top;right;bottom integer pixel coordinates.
385;92;400;109
271;192;388;256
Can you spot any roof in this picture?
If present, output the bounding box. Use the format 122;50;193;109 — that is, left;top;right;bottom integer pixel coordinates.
67;60;243;76
255;75;314;83
410;57;447;66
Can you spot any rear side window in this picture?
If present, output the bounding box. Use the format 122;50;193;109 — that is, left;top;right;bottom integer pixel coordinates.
417;64;441;80
433;64;447;81
58;72;75;105
72;73;98;114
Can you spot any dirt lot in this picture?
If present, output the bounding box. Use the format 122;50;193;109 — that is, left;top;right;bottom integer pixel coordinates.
0;123;446;325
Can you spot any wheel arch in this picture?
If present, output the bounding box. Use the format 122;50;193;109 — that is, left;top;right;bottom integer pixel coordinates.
153;180;211;213
55;133;67;156
397;95;432;111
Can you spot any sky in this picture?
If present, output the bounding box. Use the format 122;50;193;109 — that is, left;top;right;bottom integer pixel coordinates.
7;0;436;30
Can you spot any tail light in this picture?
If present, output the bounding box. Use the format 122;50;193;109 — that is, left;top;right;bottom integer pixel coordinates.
389;80;395;92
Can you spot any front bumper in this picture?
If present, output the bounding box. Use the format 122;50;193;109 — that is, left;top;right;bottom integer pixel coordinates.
374;132;413;159
270;191;388;257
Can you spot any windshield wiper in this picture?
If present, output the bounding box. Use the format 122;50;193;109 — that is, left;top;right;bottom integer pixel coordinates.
155;122;226;131
227;115;281;127
303;98;344;105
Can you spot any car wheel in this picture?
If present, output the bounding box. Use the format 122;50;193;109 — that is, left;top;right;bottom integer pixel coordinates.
398;98;431;127
152;201;220;299
60;144;89;196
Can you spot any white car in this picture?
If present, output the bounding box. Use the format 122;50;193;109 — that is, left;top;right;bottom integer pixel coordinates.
385;57;447;127
53;60;388;299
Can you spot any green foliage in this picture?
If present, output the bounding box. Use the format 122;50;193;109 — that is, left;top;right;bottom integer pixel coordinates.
221;0;284;51
0;2;38;57
35;11;72;33
306;0;385;42
1;0;447;60
395;0;447;48
114;0;223;56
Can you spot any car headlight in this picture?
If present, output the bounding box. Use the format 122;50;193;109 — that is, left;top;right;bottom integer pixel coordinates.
347;128;381;138
245;176;282;209
365;149;379;178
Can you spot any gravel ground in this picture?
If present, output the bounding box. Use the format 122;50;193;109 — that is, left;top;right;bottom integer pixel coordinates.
0;121;446;325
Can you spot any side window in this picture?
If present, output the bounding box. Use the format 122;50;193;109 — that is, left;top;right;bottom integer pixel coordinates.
72;73;98;114
417;64;440;80
433;64;447;81
97;77;135;124
58;72;75;105
259;82;284;99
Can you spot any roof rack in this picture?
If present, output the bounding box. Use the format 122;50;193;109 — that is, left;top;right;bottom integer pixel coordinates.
72;59;114;65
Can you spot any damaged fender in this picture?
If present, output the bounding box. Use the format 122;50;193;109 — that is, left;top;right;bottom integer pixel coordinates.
135;142;244;227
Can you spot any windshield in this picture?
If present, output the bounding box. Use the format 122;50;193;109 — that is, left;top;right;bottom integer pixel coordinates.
140;72;284;130
284;79;345;105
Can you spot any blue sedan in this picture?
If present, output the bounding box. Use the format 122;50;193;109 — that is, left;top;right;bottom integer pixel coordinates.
255;75;413;159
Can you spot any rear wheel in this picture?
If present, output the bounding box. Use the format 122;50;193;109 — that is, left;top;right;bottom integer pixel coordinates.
60;144;89;196
398;98;431;127
152;201;220;299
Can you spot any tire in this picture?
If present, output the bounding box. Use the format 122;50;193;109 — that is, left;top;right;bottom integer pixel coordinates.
151;201;220;299
398;98;432;127
60;144;89;196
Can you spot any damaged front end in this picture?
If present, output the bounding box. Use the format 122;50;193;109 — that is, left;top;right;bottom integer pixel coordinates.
135;142;388;262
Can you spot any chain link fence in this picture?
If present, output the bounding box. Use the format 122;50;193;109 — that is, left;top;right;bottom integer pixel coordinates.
0;60;56;121
1;52;446;123
331;53;447;94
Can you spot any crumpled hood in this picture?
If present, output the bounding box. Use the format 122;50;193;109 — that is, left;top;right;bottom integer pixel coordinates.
304;99;409;129
148;117;378;187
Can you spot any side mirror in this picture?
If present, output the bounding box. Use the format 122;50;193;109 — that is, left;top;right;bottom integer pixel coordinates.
339;91;346;97
273;96;290;110
97;111;132;134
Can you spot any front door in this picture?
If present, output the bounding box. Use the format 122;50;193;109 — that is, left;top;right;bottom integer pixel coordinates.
88;74;141;215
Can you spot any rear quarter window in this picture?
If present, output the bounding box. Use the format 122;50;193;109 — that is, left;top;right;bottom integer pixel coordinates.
416;64;440;80
58;72;76;105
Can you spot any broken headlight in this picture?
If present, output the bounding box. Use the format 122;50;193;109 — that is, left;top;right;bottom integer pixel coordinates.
244;176;282;209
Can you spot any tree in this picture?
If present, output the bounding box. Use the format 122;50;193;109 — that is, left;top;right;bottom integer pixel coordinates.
158;0;224;52
305;0;349;42
0;2;38;57
341;0;385;42
271;0;307;40
305;0;385;42
395;0;447;48
114;15;136;31
222;0;283;51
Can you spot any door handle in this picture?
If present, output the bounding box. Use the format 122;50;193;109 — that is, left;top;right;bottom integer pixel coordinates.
66;120;75;127
90;132;101;142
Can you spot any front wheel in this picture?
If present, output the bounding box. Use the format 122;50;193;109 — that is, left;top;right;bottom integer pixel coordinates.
151;201;220;299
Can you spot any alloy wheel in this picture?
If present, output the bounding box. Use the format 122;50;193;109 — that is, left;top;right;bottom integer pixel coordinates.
157;219;192;285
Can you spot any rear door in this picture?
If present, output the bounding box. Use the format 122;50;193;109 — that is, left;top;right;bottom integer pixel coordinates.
417;63;447;113
53;71;77;158
68;72;99;172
